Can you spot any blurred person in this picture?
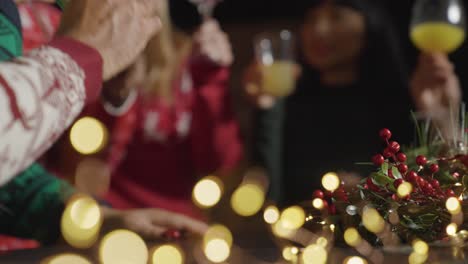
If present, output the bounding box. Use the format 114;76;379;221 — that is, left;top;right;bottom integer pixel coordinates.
48;0;243;218
244;0;415;204
0;0;207;251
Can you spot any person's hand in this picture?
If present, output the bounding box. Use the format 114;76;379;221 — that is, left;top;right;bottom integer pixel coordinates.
243;61;301;109
102;208;208;240
410;53;462;119
193;19;233;67
57;0;161;81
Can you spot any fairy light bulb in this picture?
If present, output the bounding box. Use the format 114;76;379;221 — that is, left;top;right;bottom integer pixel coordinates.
272;220;295;238
316;237;328;247
312;198;325;209
70;117;107;155
279;206;306;230
343;256;368;264
204;239;230;263
412;239;429;255
446;197;461;215
263;205;280;224
282;247;293;261
344;228;362;247
302;244;327;264
447;223;458;236
43;254;91;264
362;207;385;234
61;195;102;249
321;172;340;192
99;230;148;264
231;183;265;216
193;176;223;208
204;224;233;248
152;245;183;264
397;182;413;198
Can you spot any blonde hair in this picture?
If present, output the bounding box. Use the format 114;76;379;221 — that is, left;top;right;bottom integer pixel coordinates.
141;0;192;103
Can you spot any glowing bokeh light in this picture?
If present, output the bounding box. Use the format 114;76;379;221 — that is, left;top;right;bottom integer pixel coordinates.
152;245;183;264
44;253;91;264
302;244;327;264
343;256;368;264
330;224;336;232
412;239;429;255
408;252;428;264
312;198;325;209
204;239;230;263
362;207;385;234
231;183;265;216
447;223;458;236
344;228;362;247
397;182;413;198
446;197;461;215
204;224;233;247
316;237;328;248
193;176;223;208
61;195;102;249
321;172;340;192
282;247;293;261
272;220;295;238
70;117;107;155
263;205;280;224
99;230;148;264
280;206;306;230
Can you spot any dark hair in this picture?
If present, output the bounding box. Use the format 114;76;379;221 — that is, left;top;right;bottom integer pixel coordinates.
296;0;409;93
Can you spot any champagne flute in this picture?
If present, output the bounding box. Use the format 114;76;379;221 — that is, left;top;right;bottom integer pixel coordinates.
410;0;466;53
188;0;222;20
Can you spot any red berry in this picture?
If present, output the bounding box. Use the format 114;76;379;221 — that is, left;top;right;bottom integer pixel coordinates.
417;177;426;187
366;177;380;192
388;169;394;179
416;155;428;166
393;179;404;188
363;184;369;190
163;229;182;240
445;189;456;197
313;190;325;199
429;179;440;189
406;171;418;182
383;148;393;158
328;204;337;215
398;164;408;174
322;200;329;209
396;153;407;163
429;164;439;174
379;128;392;140
324;191;333;198
453;172;460;179
391;194;398;201
372;154;385;166
389;141;401;153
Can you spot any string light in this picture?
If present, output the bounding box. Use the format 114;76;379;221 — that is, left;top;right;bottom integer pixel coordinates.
43;253;91;264
204;239;230;263
321;172;340;192
446;197;461;215
447;223;458;236
70;117;107;155
397;182;413;198
412;239;429;255
344;228;362;247
362;207;385;234
193;176;223;208
316;237;328;247
231;183;265;216
302;244;327;264
61;195;102;249
263;205;280;224
279;206;306;230
152;245;183;264
99;230;148;264
343;256;368;264
312;198;325;209
204;224;233;247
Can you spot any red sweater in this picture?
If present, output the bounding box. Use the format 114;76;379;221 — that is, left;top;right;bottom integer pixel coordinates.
84;59;243;217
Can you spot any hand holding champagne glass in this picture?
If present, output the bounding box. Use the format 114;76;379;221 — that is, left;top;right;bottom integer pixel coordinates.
410;0;466;53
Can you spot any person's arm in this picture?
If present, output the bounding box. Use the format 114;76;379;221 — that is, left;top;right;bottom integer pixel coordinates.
0;38;102;186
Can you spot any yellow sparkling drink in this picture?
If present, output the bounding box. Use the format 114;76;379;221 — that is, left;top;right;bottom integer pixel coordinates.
261;61;295;97
411;22;465;53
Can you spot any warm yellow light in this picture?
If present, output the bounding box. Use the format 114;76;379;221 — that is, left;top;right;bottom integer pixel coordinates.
447;223;458;236
344;228;362;247
312;198;325;209
204;239;230;263
193;176;223;208
321;172;340;192
279;206;306;230
446;197;461;215
263;205;280;224
204;224;233;247
397;182;413;198
412;239;429;255
408;252;428;264
70;117;107;155
43;253;91;264
61;195;102;249
302;244;327;264
291;247;299;255
330;224;336;232
152;245;183;264
272;220;295;238
343;256;368;264
316;237;328;248
99;229;148;264
231;183;265;216
282;247;293;261
362;207;385;234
